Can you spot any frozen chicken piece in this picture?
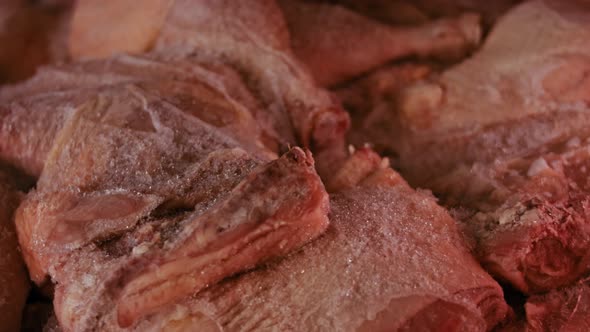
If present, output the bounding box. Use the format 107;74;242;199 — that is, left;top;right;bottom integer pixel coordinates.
125;151;509;332
279;0;481;86
393;0;590;184
342;0;590;294
49;147;329;331
1;50;330;330
67;0;349;154
432;142;590;293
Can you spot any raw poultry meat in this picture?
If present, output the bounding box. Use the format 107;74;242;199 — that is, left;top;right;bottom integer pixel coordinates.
117;150;509;331
68;0;350;157
523;277;590;331
278;0;482;87
0;53;281;177
432;141;590;294
398;0;590;294
0;50;330;330
334;62;435;156
393;0;590;185
49;147;328;331
338;0;590;294
323;146;386;192
0;0;71;83
5;0;585;331
0;167;30;332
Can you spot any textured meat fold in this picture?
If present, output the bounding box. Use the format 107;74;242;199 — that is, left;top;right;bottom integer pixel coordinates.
279;0;482;87
339;0;590;294
393;0;590;184
50;147;328;331
1;47;331;330
433;142;590;294
67;0;350;155
121;150;509;332
0;1;550;331
115;148;329;328
524;278;590;331
0;53;279;177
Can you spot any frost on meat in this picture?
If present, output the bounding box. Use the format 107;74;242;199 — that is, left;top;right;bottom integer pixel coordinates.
278;0;482;87
0;52;330;330
128;150;509;331
339;0;590;294
68;0;350;155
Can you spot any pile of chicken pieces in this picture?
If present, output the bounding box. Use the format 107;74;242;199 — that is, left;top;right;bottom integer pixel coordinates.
1;0;590;331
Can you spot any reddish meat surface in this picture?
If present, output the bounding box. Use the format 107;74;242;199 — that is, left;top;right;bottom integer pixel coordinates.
3;1;569;331
0;168;29;332
402;0;590;294
0;3;360;328
393;0;590;184
67;0;350;155
435;142;590;294
1;50;330;331
525;278;590;331
337;0;590;294
49;147;328;331
279;0;481;87
122;152;509;331
336;0;590;185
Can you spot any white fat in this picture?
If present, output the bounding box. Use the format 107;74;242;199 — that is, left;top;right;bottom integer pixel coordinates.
566;136;581;148
81;274;96;288
132;243;150;256
498;204;526;225
169;305;189;321
348;145;355;155
399;82;442;118
527;157;550;177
